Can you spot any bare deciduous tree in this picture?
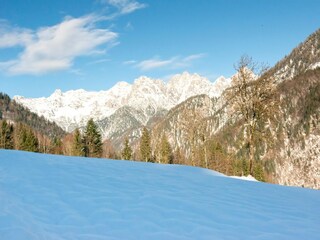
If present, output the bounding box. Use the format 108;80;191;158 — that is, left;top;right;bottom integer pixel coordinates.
227;55;277;175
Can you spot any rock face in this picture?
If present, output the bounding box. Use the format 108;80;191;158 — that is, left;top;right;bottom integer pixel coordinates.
275;134;320;189
272;68;320;189
14;72;231;139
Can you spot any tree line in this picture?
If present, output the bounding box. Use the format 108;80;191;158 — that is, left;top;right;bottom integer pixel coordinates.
0;120;40;152
0;105;266;182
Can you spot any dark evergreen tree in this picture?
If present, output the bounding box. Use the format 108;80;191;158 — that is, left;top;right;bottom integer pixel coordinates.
173;147;183;164
140;127;151;162
50;137;63;155
253;162;265;182
71;128;84;156
160;134;173;164
0;120;14;149
121;138;132;160
18;125;39;152
83;119;102;158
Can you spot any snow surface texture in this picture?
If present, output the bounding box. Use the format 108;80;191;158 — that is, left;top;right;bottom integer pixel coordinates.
13;72;231;132
0;150;319;240
229;175;258;181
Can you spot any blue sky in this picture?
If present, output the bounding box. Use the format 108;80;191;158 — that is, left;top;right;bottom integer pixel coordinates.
0;0;319;98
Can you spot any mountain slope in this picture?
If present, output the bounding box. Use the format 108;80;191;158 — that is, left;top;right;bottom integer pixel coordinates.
148;28;320;188
272;68;320;188
270;28;320;82
96;106;168;148
0;93;65;139
0;150;319;239
151;94;215;151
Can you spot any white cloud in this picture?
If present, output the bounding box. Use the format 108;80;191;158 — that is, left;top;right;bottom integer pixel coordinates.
87;58;111;65
0;21;34;48
123;60;137;65
0;30;33;48
0;15;118;75
103;0;146;15
136;57;176;71
134;54;206;71
183;53;207;62
0;60;16;70
69;68;85;76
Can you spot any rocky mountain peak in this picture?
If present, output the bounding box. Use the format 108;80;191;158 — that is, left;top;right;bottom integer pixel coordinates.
13;72;232;135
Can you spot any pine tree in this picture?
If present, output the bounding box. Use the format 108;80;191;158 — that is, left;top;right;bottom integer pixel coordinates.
173;147;183;165
50;137;63;155
0;120;14;149
121;138;132;160
253;162;265;181
6;124;14;149
0;120;7;148
140;127;151;162
160;134;173;164
83;119;102;158
18;124;39;152
71;128;84;156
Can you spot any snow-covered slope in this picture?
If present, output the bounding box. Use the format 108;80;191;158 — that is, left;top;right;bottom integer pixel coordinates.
271;28;320;82
13;72;231;132
0;150;319;239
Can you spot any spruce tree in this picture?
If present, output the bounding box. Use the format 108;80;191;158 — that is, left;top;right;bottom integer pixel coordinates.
72;128;84;156
121;138;132;160
6;124;14;149
140;127;151;162
83;119;102;158
173;147;183;164
0;120;6;148
160;134;173;164
0;120;14;149
253;162;265;181
50;137;63;155
18;125;39;152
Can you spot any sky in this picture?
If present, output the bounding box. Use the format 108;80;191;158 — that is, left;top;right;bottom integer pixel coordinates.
0;0;319;98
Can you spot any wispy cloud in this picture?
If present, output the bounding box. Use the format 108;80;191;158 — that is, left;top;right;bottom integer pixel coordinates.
136;57;176;71
101;0;146;16
0;22;33;48
0;60;16;70
87;58;111;65
123;60;137;65
133;54;206;71
183;53;207;62
69;68;85;76
0;15;118;75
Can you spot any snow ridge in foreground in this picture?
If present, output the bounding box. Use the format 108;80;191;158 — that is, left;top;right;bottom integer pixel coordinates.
0;150;319;240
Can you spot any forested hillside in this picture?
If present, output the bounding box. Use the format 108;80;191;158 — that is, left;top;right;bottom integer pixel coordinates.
0;93;65;139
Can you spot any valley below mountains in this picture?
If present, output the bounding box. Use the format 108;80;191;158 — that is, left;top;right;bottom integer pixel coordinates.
12;28;320;189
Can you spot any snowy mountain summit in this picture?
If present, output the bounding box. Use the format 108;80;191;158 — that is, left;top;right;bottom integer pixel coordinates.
14;72;231;133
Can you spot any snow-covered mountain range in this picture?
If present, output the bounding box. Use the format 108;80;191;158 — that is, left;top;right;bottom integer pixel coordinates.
14;72;231;134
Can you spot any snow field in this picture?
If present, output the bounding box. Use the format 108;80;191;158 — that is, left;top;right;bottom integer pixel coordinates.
0;150;319;239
